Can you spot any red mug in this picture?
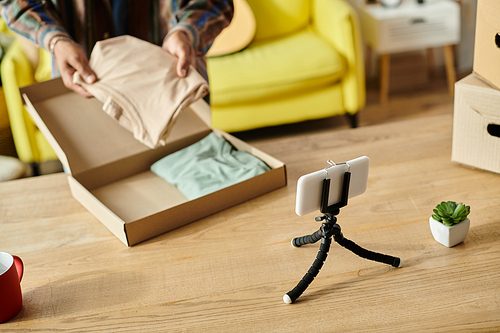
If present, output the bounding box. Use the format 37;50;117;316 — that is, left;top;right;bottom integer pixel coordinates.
0;252;24;323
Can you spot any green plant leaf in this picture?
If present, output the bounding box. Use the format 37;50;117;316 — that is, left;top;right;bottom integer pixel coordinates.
452;203;464;219
439;202;449;216
446;201;455;215
460;206;470;216
437;203;447;216
432;214;442;221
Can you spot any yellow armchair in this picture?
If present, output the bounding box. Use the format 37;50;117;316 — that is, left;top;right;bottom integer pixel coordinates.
1;37;56;169
207;0;365;132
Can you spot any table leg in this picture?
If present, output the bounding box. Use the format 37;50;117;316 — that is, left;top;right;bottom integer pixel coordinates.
443;45;456;95
380;54;390;103
427;48;436;78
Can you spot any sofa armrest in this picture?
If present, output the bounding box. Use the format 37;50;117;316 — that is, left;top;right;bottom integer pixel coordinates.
1;40;55;163
312;0;365;112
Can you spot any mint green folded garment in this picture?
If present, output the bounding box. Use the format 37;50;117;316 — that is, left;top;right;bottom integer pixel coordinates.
151;132;271;200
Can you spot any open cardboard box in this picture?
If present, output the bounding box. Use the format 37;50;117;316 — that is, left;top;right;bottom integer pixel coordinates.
452;73;500;174
21;78;287;246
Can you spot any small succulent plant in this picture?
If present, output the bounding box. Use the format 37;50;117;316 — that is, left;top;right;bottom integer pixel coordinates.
432;201;470;226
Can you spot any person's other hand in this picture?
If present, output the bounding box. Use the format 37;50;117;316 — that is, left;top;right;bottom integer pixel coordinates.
162;30;196;78
53;40;96;97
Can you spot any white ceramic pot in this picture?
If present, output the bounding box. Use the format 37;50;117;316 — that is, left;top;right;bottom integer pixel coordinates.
429;217;470;247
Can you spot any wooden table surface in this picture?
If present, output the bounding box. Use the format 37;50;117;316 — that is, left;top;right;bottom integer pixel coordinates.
1;114;499;332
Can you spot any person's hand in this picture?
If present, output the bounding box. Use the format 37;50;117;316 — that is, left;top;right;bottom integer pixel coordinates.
162;30;196;78
52;39;96;97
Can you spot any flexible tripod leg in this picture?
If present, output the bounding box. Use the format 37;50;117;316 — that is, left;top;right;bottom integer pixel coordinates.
291;229;322;247
336;236;403;268
284;237;332;304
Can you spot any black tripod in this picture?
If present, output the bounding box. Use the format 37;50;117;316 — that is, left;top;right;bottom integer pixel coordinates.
284;166;403;304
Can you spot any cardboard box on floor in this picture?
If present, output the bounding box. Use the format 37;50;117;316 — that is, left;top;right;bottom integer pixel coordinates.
21;78;287;246
452;73;500;174
473;0;500;90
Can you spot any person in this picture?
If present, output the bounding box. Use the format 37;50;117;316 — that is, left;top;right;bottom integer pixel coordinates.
0;0;233;97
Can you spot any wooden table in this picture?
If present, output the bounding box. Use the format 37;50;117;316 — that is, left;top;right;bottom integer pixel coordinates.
1;114;500;332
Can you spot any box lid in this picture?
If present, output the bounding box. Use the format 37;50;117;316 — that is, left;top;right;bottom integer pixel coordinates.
21;78;212;176
458;74;500;120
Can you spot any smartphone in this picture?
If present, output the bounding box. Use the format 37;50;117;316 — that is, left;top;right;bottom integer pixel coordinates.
295;156;370;216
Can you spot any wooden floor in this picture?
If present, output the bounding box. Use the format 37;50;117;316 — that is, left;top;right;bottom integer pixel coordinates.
235;67;465;144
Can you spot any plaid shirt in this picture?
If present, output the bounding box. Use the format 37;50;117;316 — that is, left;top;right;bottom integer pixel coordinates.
0;0;233;79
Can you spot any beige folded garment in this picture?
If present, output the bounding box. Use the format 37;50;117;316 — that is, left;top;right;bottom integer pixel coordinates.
74;35;209;149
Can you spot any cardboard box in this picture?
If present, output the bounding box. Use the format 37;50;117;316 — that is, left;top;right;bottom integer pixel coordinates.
452;73;500;174
473;0;500;90
21;78;287;246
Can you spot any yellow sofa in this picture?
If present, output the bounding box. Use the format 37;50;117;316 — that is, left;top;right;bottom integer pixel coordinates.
207;0;366;132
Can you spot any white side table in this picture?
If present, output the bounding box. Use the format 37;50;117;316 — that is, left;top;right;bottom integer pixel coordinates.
348;0;461;102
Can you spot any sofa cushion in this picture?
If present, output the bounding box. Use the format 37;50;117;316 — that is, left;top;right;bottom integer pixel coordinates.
246;0;310;41
207;28;346;105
